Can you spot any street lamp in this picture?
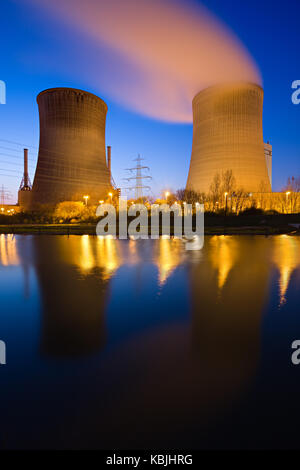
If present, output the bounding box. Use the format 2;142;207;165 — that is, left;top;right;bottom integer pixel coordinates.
83;195;89;206
165;191;170;202
108;192;113;203
224;192;228;215
99;200;104;205
286;191;291;214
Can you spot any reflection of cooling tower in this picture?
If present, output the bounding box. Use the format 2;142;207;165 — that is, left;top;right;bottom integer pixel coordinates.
31;88;111;205
186;83;271;193
33;237;109;357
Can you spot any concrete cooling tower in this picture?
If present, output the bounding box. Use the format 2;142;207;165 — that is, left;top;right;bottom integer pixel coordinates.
186;83;271;194
31;88;111;206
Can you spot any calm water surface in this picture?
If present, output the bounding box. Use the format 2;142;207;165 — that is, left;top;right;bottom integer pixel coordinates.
0;234;300;449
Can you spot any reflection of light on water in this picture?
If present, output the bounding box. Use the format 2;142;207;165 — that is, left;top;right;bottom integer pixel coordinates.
0;234;20;266
60;235;121;280
80;235;122;279
273;235;300;306
96;236;121;280
210;236;236;291
80;235;94;271
127;239;140;265
155;238;182;285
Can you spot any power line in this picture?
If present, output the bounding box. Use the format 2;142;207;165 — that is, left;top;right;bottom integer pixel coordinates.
0;138;116;190
0;173;23;178
0;185;12;205
0;138;38;149
0;145;27;154
0;167;22;173
0;152;36;162
0;159;35;168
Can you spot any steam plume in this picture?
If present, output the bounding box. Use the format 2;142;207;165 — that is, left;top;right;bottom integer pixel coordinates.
21;0;261;122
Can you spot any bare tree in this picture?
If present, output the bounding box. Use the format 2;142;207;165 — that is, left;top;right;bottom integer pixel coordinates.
285;176;300;192
175;189;186;201
283;176;300;213
209;173;221;210
221;169;236;195
233;189;249;214
176;188;205;205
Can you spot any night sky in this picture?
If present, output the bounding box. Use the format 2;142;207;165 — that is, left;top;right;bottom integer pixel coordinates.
0;0;299;203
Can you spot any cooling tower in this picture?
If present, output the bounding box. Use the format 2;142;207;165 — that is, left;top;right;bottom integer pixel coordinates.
186;83;271;194
31;88;111;205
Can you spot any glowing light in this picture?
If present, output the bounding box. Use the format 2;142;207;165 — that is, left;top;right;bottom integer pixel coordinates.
0;234;20;266
273;236;300;306
286;192;291;213
155;238;182;285
80;235;94;271
96;236;121;279
83;195;89;206
210;236;237;291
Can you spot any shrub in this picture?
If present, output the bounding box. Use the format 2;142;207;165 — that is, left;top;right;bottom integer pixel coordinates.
54;201;85;221
239;207;265;216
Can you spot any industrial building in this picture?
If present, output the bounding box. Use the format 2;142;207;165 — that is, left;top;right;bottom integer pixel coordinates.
186;83;272;194
22;87;112;207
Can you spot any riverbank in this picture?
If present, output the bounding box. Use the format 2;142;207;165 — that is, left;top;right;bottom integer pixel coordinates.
1;214;299;236
0;223;299;236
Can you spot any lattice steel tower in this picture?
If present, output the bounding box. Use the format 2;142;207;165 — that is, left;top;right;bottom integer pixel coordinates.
123;155;152;200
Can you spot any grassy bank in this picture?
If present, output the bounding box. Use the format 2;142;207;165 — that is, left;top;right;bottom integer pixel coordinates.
0;213;299;236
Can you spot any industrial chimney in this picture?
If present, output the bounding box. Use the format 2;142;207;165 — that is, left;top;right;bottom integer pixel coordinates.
107;145;111;184
23;149;29;189
186;83;271;194
18;148;32;208
31;88;111;206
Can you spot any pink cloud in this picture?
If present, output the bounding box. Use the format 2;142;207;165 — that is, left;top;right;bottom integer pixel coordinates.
21;0;261;122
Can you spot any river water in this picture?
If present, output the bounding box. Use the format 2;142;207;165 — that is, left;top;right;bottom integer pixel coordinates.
0;234;300;449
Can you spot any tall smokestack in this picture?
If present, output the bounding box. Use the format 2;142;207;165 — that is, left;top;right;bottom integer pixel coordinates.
18;148;32;209
107;146;111;183
24;148;29;188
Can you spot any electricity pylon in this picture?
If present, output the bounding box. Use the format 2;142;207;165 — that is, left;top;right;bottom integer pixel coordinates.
123;154;152;200
0;185;12;205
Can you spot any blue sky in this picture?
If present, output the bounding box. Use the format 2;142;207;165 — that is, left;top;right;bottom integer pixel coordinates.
0;0;299;203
